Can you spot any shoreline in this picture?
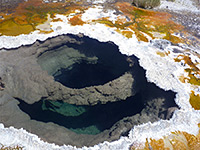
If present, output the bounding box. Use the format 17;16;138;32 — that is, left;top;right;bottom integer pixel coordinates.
0;0;200;149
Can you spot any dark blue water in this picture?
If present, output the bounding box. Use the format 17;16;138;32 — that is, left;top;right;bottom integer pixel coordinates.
38;35;131;89
19;35;178;135
17;94;144;135
54;61;116;89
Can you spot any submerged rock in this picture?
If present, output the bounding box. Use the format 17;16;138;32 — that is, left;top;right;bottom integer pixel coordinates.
0;34;178;147
0;34;136;105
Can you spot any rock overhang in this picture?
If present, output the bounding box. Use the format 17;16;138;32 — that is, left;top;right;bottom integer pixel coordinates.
0;33;178;148
0;0;200;149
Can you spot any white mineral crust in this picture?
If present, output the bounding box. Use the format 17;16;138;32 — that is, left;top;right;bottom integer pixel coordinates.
0;3;200;149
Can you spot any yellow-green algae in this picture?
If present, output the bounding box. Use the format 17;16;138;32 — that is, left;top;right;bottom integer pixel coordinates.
156;51;166;57
94;2;184;44
190;91;200;110
185;69;200;86
0;1;185;44
175;55;200;86
0;0;86;36
63;2;184;43
0;19;34;36
131;124;200;150
121;30;133;38
0;144;23;150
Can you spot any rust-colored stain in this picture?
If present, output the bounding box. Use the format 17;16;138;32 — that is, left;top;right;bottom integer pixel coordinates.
121;30;133;38
0;145;23;150
147;139;168;150
94;2;184;43
52;18;63;22
156;51;166;57
186;69;200;86
0;0;86;36
0;1;185;44
190;91;200;110
68;15;85;26
175;55;200;86
131;125;200;149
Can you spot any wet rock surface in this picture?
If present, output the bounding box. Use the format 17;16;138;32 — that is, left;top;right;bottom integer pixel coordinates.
0;34;178;147
0;34;135;105
0;85;177;147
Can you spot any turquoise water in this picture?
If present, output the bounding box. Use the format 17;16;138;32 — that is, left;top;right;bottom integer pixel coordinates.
28;35;178;135
42;100;87;117
18;94;145;135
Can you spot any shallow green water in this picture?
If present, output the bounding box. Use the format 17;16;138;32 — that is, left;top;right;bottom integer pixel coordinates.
18;94;145;135
27;35;178;135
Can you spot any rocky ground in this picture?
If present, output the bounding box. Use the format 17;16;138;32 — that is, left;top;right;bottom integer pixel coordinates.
171;11;200;39
0;34;178;147
0;0;24;12
0;0;197;148
0;34;137;105
155;0;200;49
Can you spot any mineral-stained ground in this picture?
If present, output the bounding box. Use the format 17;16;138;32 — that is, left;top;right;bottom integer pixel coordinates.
0;34;178;147
0;0;199;149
